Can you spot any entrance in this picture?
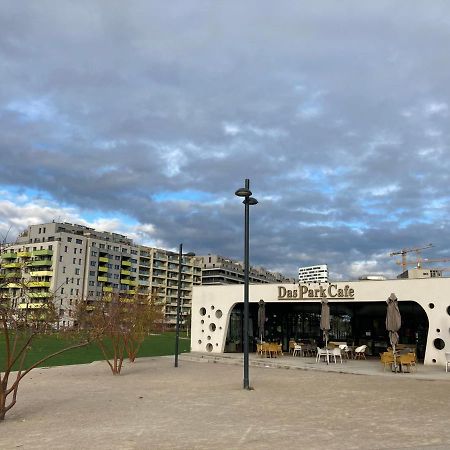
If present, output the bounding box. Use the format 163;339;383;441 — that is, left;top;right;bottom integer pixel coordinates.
225;301;428;359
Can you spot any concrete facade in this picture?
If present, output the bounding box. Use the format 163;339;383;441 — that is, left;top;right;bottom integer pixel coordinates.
191;278;450;366
0;222;201;326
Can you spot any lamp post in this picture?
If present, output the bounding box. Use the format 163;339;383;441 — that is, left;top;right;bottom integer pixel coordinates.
174;244;195;368
235;179;258;389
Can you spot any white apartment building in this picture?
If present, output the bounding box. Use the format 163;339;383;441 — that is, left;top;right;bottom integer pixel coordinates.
0;222;201;327
298;264;328;283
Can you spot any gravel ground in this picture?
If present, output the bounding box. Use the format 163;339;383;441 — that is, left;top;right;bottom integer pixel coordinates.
1;356;450;450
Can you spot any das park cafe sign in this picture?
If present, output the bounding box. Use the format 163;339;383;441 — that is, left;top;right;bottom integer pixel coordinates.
278;283;355;300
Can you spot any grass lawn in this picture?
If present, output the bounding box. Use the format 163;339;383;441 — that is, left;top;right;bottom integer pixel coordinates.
1;332;191;370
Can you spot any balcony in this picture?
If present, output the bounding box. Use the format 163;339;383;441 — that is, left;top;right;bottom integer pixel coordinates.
99;256;109;263
97;276;108;282
18;302;45;309
6;283;21;288
32;249;53;257
29;259;52;267
129;280;138;287
30;270;53;277
2;252;17;259
28;292;52;298
98;266;109;272
28;281;51;288
3;262;21;269
17;251;31;258
120;279;130;285
121;260;132;267
103;286;113;292
120;269;131;276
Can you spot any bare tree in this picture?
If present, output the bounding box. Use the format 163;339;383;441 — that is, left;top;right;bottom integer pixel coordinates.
0;242;89;421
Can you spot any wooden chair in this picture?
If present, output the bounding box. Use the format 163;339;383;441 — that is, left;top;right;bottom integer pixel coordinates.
398;352;416;373
380;352;394;371
289;340;297;354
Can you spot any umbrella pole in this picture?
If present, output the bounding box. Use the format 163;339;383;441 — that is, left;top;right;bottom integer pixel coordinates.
393;343;397;373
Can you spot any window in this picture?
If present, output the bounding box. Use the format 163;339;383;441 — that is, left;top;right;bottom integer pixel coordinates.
89;281;94;286
59;256;63;262
70;288;74;295
67;237;72;242
92;242;96;247
79;249;82;254
77;278;80;285
39;228;41;234
74;248;77;254
48;245;52;250
66;277;69;284
90;261;96;267
91;251;97;256
43;227;46;233
63;266;66;273
79;258;81;264
115;265;120;269
76;289;79;295
89;270;95;276
99;243;105;249
64;246;68;253
75;268;80;275
76;239;82;244
73;258;76;264
61;287;64;294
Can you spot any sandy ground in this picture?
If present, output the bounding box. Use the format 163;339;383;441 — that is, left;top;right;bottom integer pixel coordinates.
1;356;450;450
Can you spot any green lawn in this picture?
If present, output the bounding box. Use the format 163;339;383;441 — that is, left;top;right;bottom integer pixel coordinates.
1;332;191;370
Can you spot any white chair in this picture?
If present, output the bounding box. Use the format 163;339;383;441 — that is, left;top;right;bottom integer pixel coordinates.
292;344;302;357
354;345;367;359
316;347;329;363
445;353;450;373
330;347;343;364
339;344;350;359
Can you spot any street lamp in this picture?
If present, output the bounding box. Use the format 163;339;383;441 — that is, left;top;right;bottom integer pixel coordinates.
235;178;258;390
175;243;195;368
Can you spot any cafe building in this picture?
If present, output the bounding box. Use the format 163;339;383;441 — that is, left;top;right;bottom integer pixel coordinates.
191;277;450;366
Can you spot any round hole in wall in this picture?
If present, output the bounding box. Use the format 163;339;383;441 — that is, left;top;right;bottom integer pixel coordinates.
208;315;210;318
200;307;206;316
216;343;218;346
432;359;436;363
215;310;223;319
433;338;445;350
207;335;211;340
198;340;202;344
436;328;440;333
201;329;204;333
201;319;204;324
209;323;216;332
447;305;450;316
206;343;213;352
219;326;222;330
429;303;435;309
211;305;215;310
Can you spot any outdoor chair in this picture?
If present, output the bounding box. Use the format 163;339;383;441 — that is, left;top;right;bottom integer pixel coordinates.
316;347;329;363
354;345;367;359
398;352;416;373
292;344;302;357
289;340;296;354
445;353;450;373
339;344;350;359
380;352;394;371
330;347;343;364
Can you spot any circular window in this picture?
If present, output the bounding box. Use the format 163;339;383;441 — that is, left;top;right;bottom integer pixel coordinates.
436;328;440;333
429;303;435;309
201;319;204;324
447;305;450;316
432;358;436;363
211;305;215;310
207;335;211;340
215;310;223;319
433;338;445;350
198;340;202;344
206;343;213;352
200;307;206;316
209;323;216;332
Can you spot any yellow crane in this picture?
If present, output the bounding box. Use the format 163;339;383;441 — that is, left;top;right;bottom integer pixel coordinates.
389;244;433;272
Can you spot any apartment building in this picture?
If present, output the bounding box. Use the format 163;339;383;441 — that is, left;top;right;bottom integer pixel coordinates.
0;222;201;327
198;254;294;285
298;264;328;283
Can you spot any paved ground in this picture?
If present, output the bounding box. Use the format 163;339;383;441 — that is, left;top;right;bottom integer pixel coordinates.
1;354;450;450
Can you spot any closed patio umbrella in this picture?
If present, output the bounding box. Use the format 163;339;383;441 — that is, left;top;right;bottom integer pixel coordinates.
257;299;265;343
320;299;331;364
386;293;401;372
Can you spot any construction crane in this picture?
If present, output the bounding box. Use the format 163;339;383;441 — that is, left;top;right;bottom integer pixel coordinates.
389;244;433;272
394;257;450;269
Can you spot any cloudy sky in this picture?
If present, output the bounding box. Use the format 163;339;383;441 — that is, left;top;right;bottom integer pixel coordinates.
1;1;450;280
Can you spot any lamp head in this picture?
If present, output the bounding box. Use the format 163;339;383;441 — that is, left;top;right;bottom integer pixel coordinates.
235;187;252;197
244;197;258;205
